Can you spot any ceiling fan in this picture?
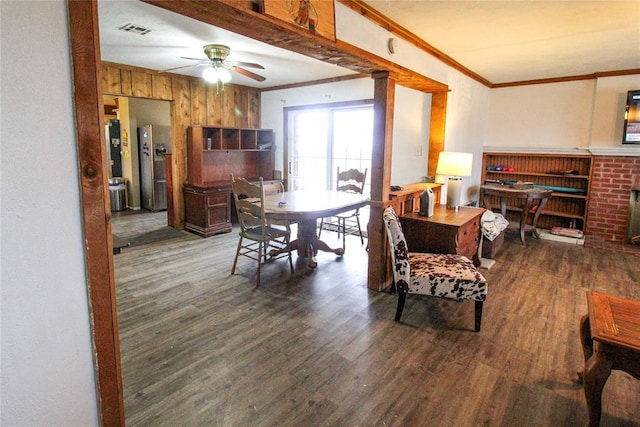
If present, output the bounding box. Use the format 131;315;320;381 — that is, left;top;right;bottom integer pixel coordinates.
161;44;266;83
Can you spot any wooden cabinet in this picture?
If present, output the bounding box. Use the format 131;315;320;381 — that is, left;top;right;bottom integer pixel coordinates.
183;183;232;237
400;205;484;266
481;152;593;232
184;125;276;237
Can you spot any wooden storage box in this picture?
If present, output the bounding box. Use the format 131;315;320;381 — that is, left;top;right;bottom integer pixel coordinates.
482;230;505;259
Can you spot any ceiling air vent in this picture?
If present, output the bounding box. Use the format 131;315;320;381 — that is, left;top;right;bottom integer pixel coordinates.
119;23;152;36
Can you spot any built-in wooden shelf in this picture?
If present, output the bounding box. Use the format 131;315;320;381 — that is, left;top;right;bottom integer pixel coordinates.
481;152;593;232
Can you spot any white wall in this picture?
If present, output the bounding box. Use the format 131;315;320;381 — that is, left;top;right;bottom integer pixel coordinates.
591;74;640;147
0;2;99;425
390;87;432;186
487;74;640;152
487;80;596;149
261;80;433;187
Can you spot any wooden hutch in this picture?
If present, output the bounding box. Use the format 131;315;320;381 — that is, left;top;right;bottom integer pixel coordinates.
184;125;276;237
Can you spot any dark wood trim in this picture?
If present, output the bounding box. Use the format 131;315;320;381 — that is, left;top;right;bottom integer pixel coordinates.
283;99;374;112
337;0;492;88
261;73;369;92
68;1;125;425
493;68;640;88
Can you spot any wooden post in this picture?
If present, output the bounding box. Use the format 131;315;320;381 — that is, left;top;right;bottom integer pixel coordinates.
428;91;448;177
368;71;397;291
68;1;125;425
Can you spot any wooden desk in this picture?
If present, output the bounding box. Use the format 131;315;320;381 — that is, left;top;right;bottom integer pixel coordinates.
578;291;640;426
481;185;552;245
400;204;484;266
263;190;369;268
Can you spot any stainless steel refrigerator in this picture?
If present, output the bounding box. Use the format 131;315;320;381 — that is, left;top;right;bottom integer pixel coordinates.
138;125;171;211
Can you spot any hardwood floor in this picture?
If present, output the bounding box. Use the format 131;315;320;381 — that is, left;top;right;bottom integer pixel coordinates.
113;217;640;426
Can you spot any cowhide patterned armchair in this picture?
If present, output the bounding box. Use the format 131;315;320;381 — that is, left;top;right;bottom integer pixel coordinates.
382;206;488;331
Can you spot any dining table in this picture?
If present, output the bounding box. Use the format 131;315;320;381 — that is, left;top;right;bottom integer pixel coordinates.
263;189;370;268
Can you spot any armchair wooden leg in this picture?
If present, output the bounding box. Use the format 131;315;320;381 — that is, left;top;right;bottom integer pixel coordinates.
474;300;484;332
395;293;407;322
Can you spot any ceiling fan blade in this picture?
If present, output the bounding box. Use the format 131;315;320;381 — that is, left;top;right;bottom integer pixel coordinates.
180;56;207;61
158;63;202;73
159;61;208;73
230;65;266;82
229;60;264;70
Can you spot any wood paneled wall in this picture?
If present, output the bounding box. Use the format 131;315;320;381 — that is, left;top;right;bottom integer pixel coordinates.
102;62;261;228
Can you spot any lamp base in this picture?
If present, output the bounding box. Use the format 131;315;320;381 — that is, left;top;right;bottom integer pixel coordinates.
446;176;463;210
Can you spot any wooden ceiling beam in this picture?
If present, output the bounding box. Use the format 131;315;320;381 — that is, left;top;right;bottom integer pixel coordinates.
141;0;448;93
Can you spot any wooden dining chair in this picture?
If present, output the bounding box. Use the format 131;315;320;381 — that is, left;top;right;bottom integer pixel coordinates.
262;180;296;230
230;175;294;286
318;167;368;250
382;206;488;331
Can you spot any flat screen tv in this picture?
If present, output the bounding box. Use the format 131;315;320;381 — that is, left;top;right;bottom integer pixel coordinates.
623;89;640;144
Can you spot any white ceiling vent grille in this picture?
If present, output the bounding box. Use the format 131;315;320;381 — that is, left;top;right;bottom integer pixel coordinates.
119;23;152;36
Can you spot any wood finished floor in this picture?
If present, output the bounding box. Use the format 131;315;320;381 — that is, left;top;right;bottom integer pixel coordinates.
113;211;640;426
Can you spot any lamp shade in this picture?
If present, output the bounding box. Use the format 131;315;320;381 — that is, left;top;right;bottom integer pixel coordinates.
435;152;473;177
436;152;473;210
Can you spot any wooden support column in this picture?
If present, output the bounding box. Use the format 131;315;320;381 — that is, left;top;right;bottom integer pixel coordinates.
368;71;397;291
428;91;448;177
68;1;125;425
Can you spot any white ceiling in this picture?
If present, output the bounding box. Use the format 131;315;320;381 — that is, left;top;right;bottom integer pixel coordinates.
98;0;355;88
98;0;640;88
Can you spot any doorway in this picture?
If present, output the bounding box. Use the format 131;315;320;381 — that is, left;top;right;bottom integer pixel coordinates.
286;102;372;193
286;102;373;235
103;96;176;248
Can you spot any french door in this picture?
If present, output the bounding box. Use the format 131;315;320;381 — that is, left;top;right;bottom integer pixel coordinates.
286;102;373;194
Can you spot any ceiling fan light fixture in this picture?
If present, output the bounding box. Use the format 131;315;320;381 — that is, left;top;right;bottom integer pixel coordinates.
202;66;219;83
217;67;232;83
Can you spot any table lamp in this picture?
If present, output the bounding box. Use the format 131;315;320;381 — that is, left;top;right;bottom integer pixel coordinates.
436;151;473;210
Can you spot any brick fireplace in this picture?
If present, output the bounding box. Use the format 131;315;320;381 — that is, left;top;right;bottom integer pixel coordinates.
585;154;640;255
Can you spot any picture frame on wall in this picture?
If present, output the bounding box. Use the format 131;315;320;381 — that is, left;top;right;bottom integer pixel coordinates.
260;0;336;41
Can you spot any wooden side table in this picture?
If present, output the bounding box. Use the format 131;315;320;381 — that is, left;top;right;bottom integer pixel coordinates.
400;204;484;266
578;291;640;426
481;185;552;246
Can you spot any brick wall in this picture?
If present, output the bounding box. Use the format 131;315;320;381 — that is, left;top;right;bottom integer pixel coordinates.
585;155;640;255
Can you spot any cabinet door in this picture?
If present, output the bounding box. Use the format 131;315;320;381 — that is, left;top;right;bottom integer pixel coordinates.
207;192;231;227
